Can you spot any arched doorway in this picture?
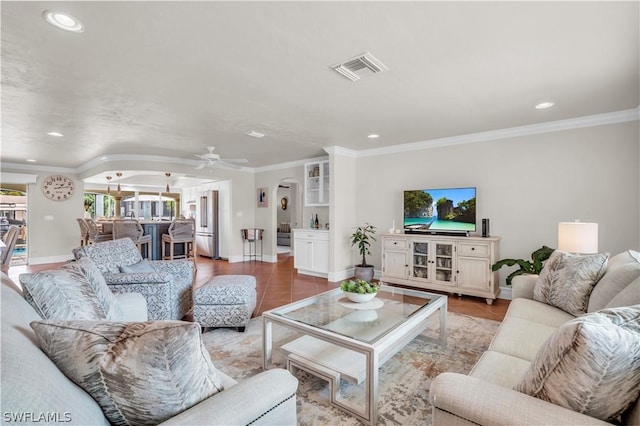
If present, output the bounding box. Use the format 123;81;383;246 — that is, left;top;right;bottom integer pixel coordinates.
273;178;300;260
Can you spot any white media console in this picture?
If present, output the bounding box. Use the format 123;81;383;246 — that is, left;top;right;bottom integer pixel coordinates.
380;233;501;304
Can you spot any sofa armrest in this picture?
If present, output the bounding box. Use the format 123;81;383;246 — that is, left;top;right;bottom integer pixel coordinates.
104;272;172;285
148;260;194;282
511;274;538;300
159;369;298;426
430;373;609;426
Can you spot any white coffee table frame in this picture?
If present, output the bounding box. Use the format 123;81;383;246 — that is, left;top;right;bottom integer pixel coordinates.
262;286;447;425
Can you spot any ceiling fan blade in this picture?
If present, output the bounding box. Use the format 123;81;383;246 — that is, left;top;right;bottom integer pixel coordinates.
194;154;206;159
217;160;243;169
195;163;206;170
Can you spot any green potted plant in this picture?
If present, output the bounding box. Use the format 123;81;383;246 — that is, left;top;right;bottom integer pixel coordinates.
350;223;377;281
492;245;555;285
340;278;379;303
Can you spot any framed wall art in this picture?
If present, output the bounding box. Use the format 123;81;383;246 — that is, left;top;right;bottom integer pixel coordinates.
257;187;268;208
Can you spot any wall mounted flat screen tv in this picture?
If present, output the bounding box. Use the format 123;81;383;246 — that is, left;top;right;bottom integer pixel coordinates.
403;187;476;234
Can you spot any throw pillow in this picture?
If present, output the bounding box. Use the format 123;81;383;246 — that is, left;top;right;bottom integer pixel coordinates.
533;250;609;316
514;305;640;422
19;269;107;320
119;258;154;273
30;320;224;426
61;257;124;321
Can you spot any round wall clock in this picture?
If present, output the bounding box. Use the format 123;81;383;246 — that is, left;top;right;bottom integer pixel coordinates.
41;175;75;201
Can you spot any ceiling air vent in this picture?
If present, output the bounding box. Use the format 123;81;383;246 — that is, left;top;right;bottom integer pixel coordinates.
332;52;388;81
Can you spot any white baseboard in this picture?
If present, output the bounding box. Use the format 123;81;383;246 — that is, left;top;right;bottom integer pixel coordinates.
328;269;352;283
498;286;512;300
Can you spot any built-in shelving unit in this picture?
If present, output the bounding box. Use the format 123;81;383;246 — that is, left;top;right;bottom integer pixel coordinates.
304;161;329;206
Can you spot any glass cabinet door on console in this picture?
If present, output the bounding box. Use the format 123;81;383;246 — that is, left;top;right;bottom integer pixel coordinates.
410;240;455;286
411;241;429;280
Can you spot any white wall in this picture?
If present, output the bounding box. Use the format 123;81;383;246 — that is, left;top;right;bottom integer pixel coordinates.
353;121;640;286
1;168;86;264
328;149;358;281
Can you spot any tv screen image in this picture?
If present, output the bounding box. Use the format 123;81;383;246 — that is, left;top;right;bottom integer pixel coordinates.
404;187;476;233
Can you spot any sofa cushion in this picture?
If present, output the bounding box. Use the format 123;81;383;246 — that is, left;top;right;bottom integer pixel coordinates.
469;351;531;388
588;250;640;312
119;258;154;273
1;275;110;425
488;316;561;362
534;250;609;316
19;269;108;320
61;257;124;320
30;320;224;426
514;305;640;422
73;238;144;274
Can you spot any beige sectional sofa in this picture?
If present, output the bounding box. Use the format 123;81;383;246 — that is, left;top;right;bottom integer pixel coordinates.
430;250;640;425
0;272;298;425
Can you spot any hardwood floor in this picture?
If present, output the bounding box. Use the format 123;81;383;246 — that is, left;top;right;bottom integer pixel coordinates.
8;251;509;321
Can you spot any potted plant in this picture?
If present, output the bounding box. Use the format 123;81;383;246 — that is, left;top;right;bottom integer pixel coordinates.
350;223;377;281
340;278;379;303
492;245;555;285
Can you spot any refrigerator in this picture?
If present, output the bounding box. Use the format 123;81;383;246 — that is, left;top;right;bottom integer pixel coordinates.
195;190;219;258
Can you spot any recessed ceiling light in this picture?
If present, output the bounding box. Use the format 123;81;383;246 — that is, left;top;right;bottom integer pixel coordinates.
46;131;64;137
246;131;265;138
535;101;555;109
367;134;380;139
26;159;37;163
42;10;85;33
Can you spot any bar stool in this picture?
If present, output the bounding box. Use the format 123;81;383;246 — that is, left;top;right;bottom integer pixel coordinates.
76;218;90;246
113;219;152;258
162;219;196;262
86;218;113;244
241;228;263;262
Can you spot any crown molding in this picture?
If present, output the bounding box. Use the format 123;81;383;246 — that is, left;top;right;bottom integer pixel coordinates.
357;107;640;158
0;161;76;174
323;145;358;158
253;155;329;173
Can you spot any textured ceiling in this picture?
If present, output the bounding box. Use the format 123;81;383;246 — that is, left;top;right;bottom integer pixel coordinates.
1;1;638;171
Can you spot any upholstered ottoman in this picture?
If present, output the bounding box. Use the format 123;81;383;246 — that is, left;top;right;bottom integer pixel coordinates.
193;275;257;332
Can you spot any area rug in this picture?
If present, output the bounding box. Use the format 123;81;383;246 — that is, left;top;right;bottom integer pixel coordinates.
202;312;500;425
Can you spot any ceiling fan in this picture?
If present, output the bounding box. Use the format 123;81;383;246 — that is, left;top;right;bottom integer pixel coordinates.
194;146;248;169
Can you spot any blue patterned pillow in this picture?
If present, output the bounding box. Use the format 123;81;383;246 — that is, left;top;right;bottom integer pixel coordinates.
30;320;224;425
515;305;640;422
119;258;155;273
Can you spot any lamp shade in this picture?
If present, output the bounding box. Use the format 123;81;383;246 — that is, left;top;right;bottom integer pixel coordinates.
558;221;598;254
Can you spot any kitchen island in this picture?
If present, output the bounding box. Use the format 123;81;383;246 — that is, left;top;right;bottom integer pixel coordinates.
97;220;183;260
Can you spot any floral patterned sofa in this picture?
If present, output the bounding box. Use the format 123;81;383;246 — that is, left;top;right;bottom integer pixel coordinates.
73;238;194;320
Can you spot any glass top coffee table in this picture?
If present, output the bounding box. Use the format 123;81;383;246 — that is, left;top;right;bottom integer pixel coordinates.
262;286;447;425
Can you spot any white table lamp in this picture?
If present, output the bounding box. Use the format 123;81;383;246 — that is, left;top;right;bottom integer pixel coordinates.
558;221;598;254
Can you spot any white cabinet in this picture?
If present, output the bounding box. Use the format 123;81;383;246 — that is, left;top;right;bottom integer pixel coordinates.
381;237;409;280
304;161;330;206
293;229;329;277
381;233;500;304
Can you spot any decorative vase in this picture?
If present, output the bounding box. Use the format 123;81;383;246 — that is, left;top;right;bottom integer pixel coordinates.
354;266;374;282
345;291;376;303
